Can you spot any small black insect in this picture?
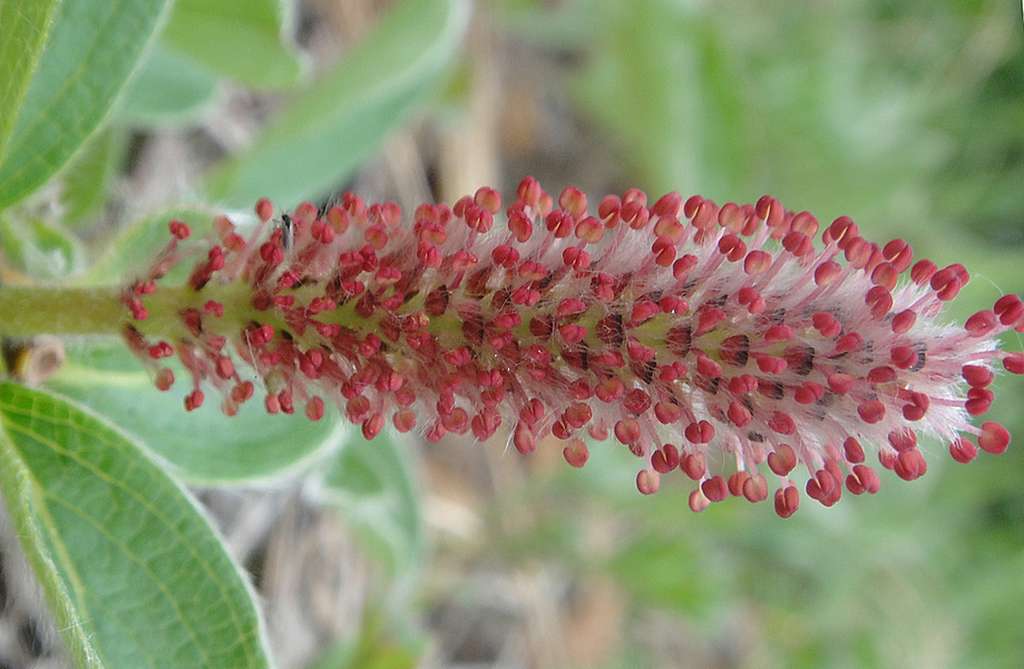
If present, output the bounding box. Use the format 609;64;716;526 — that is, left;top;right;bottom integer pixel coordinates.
279;213;294;251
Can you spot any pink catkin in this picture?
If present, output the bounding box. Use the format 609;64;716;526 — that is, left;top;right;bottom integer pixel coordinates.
121;178;1023;517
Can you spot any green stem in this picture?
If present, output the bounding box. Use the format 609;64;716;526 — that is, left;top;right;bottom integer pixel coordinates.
0;285;243;339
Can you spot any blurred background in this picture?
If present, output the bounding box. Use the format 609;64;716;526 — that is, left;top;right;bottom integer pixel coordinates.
2;1;1023;668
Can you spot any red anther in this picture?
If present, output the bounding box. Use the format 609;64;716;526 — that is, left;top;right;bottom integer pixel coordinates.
230;381;254;404
701;475;728;502
891;309;917;334
147;342;172;359
857;400;886;424
754;354;787;375
774;486;800;519
507;208;533;242
682;195;703;219
253;197;274;222
881;239;913;271
929;266;962;301
544;211;577;237
910;259;937;285
264;394;280;414
558;186;588;218
845;474;865;495
994;294;1024;326
555;297;587;318
693;200;717;230
978;421;1010;454
742;474;769;503
768;411;796;435
794;381;823;404
168;219;191;240
744;249;772;274
782;230;812;257
562;402;592;430
812;312;841;337
597;194;621;221
754;195;782;227
867;366;896;384
824;215;858;247
696;355;722;379
728;374;758;395
215;356;234;380
441;407;469;434
843;437;865;463
695;306;726;336
630;300;660;324
834;332;863;354
827;372;855;394
626;339;655;364
659;295;687;314
767;443;797;476
727;400;752;427
889;345;916;370
949;437;978;464
813;260;842;286
894;449;927;481
672;254;699;279
623;389;652;415
184;389;204;412
474;186;501;214
305;396;325;421
201;300;224;318
278;391;295;415
965;310;997;336
154;368;174;391
652;443;680;473
887;428;917;452
516;176;542;206
652;191;682;218
688;489;711;513
962;365;993;387
361;413;384;440
1005;353;1024;374
595;377;625;402
684;420;714;444
844;238;873;269
326;205;350;234
852;464;881;494
653;401;683;424
392;409;416;433
965;386;993;416
614;418;642;445
871;262;898;291
680;452;706;480
718;233;746;261
562;439;589;468
790;211;818;236
865;286;893;319
727;471;750;497
636;469;660;495
574;216;604;244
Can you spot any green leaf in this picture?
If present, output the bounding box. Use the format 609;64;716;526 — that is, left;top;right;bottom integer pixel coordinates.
162;0;303;89
48;341;348;484
318;429;423;587
0;213;83;280
59;128;125;227
205;0;470;208
0;0;60;162
116;44;219;126
0;0;171;209
0;382;271;668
